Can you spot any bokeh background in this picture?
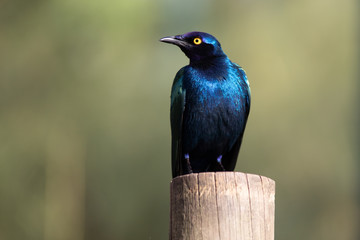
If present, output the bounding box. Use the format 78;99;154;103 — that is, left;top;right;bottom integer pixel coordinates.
0;0;358;239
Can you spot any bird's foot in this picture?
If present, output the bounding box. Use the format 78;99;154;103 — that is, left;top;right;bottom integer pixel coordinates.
217;155;226;171
184;153;193;174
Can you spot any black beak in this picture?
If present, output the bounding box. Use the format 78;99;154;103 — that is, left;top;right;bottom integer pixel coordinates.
159;35;190;48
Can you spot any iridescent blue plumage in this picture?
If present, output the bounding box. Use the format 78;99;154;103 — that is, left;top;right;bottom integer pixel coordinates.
160;32;251;178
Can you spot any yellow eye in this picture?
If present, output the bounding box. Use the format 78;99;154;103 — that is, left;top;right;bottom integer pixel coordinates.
193;37;202;45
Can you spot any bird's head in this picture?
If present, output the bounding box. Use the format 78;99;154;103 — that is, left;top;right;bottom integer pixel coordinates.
160;31;225;64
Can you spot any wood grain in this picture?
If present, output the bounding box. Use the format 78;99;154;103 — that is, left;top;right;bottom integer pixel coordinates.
170;172;275;240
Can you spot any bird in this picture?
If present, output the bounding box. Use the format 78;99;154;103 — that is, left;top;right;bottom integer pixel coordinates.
160;31;251;178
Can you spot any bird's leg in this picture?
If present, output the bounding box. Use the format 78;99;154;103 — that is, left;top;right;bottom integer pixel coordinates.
217;155;226;171
184;153;193;174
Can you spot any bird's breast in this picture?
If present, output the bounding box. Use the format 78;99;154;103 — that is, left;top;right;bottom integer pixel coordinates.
182;74;247;154
185;73;244;113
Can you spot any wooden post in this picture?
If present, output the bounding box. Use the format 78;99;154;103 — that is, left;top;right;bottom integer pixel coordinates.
170;172;275;240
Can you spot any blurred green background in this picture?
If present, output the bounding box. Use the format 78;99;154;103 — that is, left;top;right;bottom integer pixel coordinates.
0;0;358;239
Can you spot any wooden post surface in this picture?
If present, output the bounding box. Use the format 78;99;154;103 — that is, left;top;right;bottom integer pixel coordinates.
170;172;275;240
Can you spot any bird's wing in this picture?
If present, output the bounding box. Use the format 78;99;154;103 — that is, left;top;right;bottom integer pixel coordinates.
233;63;251;114
222;64;251;171
170;68;186;178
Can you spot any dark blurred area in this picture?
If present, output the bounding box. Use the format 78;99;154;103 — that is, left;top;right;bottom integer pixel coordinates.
0;0;358;239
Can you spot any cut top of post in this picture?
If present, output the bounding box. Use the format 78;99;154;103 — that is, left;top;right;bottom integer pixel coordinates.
170;172;275;240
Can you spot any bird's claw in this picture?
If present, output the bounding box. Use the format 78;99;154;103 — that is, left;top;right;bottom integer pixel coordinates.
185;154;193;174
217;155;226;171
